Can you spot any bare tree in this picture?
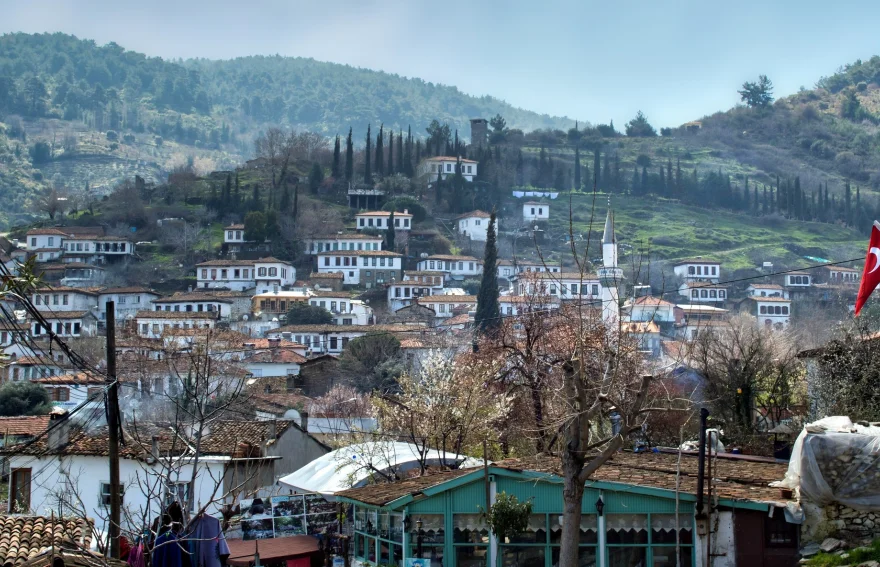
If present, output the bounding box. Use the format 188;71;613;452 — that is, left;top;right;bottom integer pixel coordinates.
254;127;298;190
32;187;69;220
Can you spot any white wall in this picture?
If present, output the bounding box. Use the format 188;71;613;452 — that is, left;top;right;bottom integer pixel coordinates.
522;204;549;221
197;265;256;291
152;301;232;318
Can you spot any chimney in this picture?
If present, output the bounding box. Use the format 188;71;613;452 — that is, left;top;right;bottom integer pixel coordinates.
268;337;281;348
187;285;193;292
268;419;277;441
47;411;70;451
299;411;309;432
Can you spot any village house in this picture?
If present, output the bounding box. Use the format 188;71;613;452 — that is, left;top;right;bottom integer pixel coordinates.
97;287;160;321
251;290;311;317
25;227;136;265
386;271;446;312
316;250;403;288
336;451;797;567
783;271;812;289
516;271;602;302
134;310;220;338
673;304;729;340
498;294;559;316
195;257;296;291
625;295;677;327
673;258;721;282
308;291;374;325
415;255;483;281
416;156;478;183
6;355;72;383
31;311;98;338
746;283;789;299
738;296;792;330
522;201;550;221
31;372;105;411
267;324;424;355
455;211;494;242
823;265;860;285
302;233;384;255
355;210;414;231
623;320;663;357
416;294;477;319
240;346;307;378
497;259;561;279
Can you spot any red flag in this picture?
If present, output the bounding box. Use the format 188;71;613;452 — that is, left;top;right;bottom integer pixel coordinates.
855;220;880;315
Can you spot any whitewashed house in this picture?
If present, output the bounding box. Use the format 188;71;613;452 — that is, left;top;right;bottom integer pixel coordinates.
625;296;676;324
498;295;559;316
241;347;307;378
32;287;97;312
32;373;105;412
315;250;403;287
196;259;256;290
254;257;297;293
673;304;729;340
303;234;383;255
416;157;478;182
267;324;423;355
415;255;483;281
355;210;414;231
673;259;721;282
497;259;561;280
522;201;549;221
224;223;245;245
97;287;160;321
152;293;234;318
386;271;446;312
783;271;812;289
516;272;602;302
308;292;373;325
455;211;494;242
416;295;477;319
746;283;789;299
739;297;792;331
824;265;860;285
135;310;220;338
31;311;98;338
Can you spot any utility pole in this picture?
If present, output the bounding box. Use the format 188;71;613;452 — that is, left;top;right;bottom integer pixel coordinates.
106;301;121;559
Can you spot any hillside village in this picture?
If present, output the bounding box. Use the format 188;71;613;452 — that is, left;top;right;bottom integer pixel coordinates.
4;30;880;567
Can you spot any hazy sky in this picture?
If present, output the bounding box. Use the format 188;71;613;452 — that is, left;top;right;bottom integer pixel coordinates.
4;0;880;128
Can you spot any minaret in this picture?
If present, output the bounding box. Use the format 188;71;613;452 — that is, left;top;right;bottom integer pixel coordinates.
599;202;623;326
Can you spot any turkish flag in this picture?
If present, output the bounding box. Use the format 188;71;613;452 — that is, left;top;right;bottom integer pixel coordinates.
855;221;880;315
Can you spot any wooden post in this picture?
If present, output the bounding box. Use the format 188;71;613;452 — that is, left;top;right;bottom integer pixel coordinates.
106;301;121;559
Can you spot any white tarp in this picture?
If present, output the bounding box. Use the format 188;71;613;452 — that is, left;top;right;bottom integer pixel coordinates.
278;441;473;500
772;416;880;510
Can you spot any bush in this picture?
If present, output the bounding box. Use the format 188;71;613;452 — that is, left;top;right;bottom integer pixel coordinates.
810;140;833;159
857;81;868;92
461;278;481;295
155;136;164;146
635;154;652;167
0;381;52;416
106;130;118;142
286;302;333;325
384;197;427;223
123;133;136;144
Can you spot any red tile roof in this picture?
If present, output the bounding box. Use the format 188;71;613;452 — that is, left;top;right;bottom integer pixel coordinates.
32;372;104;385
0;416;50;437
0;516;94;566
226;536;320;567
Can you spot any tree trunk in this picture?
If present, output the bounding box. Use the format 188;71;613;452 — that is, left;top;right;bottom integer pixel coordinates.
529;379;546;452
559;455;585;567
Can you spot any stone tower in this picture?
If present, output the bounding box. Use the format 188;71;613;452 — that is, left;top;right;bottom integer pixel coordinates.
470;118;488;149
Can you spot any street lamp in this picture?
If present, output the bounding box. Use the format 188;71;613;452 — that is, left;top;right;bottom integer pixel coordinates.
595;497;605;517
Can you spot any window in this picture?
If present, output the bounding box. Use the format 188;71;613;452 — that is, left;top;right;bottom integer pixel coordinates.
100;482;124;507
201;269;208;279
691;290;698;298
760;306;767;314
330;337;338;350
782;306;789;315
269;267;278;277
538;208;543;215
700;290;708;298
48;237;54;247
62;294;69;306
258;267;267;277
446;163;452;172
712;266;717;275
719;290;726;298
359;218;365;227
766;508;798;548
404;218;410;227
9;468;31;513
30;238;36;247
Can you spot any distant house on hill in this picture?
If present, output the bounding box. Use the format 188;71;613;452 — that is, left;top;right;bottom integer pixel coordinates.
455;211;494;242
522;201;549;221
416;156;478;184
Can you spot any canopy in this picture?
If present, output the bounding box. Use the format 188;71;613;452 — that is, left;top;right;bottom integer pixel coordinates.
278;441;472;500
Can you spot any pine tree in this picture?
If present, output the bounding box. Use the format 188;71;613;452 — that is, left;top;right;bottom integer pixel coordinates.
475;211;501;334
574;145;581;191
388;129;394;175
386;210;396;251
345;127;354;182
364;125;372;184
593;148;601;189
375;124;384;177
332;135;341;178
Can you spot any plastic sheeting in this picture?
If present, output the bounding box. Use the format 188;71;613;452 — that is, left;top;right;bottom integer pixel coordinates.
277;441;472;500
772;416;880;510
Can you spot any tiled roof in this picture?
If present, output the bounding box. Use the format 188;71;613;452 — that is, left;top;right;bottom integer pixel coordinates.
311;234;383;241
440;314;472;326
310;272;344;279
225;224;245;230
34;286;98;295
422;156;478;164
254;256;290;264
0;516;94;566
196;259;256;267
242;349;307;364
356;211;413;217
100;287;159;295
241;339;306;350
337;451;791;508
152;294;233;304
746;296;791;303
32;372;104;385
134;310;219;320
522;272;599;280
0;416;50;437
630;296;675;307
454;210;491;220
402;271;446;277
748;284;783;290
35;310;91;320
423;255;480;262
622;321;661;334
523;201;547;206
418;295;476;303
825;265;859;272
674;258;721;266
198;419;299;455
26;228;69;236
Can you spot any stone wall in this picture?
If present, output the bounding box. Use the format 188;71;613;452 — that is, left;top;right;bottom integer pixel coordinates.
802;500;880;544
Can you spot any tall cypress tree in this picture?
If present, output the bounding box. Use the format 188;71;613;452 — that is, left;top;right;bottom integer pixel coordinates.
364;124;372;184
387;129;394;175
375;125;384;177
332;135;341;178
603;152;610;187
386;210;396;251
631;167;639;194
574;145;581;191
397;130;403;175
280;180;290;212
593;148;601;189
415;139;421;165
613;155;620;191
345;128;354;182
475;211;501;333
753;185;759;215
845;179;852;226
404;126;413;177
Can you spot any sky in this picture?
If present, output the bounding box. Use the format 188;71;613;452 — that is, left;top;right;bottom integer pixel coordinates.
4;0;880;128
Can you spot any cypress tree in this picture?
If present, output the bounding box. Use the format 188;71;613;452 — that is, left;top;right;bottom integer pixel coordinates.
475;211;501;334
415;139;421;165
364;124;372;184
762;186;768;214
659;167;666;195
332;135;341;178
280;181;290;212
857;185;862;227
224;173;232;211
404;126;413;177
603;152;610;187
675;158;682;195
641;166;648;194
845;179;852;226
293;179;299;219
234;172;241;207
753;185;759;215
516;150;524;186
593;148;601;189
388;130;394;175
631;167;639;194
435;167;442;203
614;154;621;191
574;145;581;191
454;130;460;155
251;185;261;211
666;159;673;195
345;128;354;182
397;130;403;175
386;210;396;251
375;124;384;177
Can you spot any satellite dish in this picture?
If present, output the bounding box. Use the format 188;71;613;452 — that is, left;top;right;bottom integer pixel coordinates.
242;314;249;321
420;253;429;259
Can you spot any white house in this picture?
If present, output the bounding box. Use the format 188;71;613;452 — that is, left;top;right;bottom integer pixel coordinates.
31;372;105;412
498;295;559;316
415;255;483;281
97;287;161;321
135;310;220;338
625;296;676;324
195;257;295;291
824;265;860;285
416;295;477;319
455;211;494;242
240;347;307;378
673;259;721;283
316;250;403;287
516;272;602;302
678;283;728;303
224;223;245;244
31;311;98;338
386;271;446;312
623;321;662;358
32;286;97;312
308;292;373;325
746;283;789;300
522;201;549;221
497;259;561;280
355;210;414;231
740;297;792;331
267;324;424;355
783;271;812;288
254;257;297;293
152;293;234;318
416;156;478;182
673;304;729;340
7;356;73;383
26;227;136;265
303;234;383;255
